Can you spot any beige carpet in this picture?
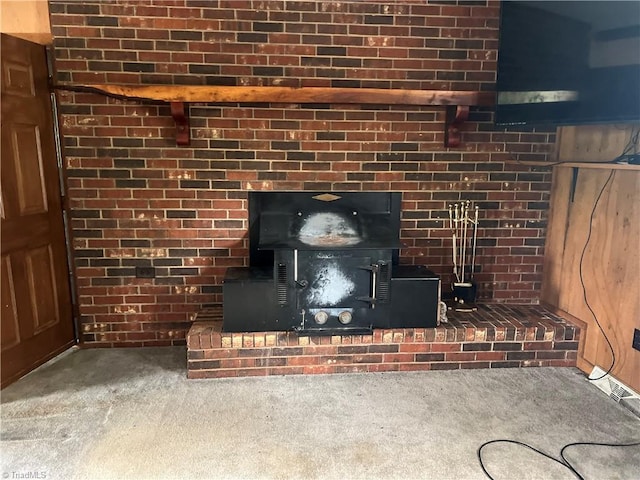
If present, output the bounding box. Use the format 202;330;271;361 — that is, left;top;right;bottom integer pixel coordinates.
1;346;639;480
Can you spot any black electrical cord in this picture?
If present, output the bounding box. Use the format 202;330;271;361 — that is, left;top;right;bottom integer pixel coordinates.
559;441;640;477
477;438;640;480
572;126;638;381
578;169;617;382
536;127;638;381
478;439;566;480
611;126;640;164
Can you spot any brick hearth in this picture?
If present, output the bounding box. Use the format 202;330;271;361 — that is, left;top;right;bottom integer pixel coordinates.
187;304;579;379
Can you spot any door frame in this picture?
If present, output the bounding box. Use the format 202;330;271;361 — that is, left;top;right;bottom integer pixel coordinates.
46;44;80;344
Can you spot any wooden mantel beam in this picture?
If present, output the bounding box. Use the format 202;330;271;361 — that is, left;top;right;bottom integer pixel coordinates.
57;84;496;147
74;84;495;107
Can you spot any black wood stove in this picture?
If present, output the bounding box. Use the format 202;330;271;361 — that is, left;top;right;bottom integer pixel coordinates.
223;192;440;335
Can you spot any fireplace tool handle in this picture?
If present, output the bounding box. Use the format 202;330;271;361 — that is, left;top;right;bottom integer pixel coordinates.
470;205;479;279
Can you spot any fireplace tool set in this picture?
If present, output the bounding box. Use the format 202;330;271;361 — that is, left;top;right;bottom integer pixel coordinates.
448;201;479;310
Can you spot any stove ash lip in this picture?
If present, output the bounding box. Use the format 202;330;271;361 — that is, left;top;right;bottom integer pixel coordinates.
295;211;364;247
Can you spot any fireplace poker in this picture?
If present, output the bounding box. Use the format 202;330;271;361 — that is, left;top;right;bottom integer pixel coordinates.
470;205;479;279
459;202;464;283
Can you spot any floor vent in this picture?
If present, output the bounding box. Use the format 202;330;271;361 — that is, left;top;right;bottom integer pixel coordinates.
589;366;640;418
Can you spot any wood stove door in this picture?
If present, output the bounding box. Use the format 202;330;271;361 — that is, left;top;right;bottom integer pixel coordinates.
297;252;372;308
294;251;386;332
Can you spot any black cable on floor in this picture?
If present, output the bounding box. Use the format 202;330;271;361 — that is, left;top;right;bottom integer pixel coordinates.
477;438;640;480
478;439;568;479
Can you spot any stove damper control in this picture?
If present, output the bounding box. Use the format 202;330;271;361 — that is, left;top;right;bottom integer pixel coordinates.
338;311;353;324
314;310;329;325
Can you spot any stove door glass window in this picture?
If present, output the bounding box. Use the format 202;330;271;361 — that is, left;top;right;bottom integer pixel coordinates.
297;253;372;309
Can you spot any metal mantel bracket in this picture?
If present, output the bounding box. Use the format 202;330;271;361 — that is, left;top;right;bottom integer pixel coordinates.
445;105;470;149
170;102;190;146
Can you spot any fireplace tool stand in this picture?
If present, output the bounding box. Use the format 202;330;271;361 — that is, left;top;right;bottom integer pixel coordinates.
449;201;479;311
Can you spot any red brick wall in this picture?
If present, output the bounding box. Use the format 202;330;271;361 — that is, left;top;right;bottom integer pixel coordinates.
50;0;556;347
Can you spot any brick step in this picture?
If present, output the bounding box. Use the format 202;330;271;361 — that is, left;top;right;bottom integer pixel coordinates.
187;304;579;379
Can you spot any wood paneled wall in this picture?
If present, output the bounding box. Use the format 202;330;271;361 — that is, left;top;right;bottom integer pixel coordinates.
555;124;637;163
542;164;639;391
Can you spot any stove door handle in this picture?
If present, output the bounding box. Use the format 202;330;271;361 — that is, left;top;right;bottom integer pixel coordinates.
357;263;378;308
371;266;377;309
360;264;380;273
356;296;377;305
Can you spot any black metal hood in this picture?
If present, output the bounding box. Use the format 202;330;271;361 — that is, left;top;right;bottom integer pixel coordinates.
249;192;401;264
